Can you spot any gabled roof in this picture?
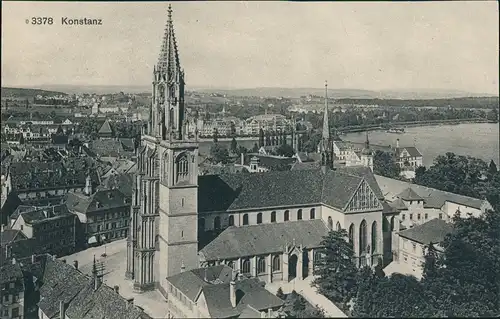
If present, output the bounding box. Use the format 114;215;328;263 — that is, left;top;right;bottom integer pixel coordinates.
65;188;129;214
397;187;424;201
198;166;384;214
1;229;27;246
389;198;408;211
199;220;329;261
98;119;113;136
401;146;422;157
375;174;490;210
168;265;283;319
398;218;454;245
243;153;297;171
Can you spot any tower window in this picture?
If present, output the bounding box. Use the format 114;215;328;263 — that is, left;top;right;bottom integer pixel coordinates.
181;198;184;207
176;154;189;183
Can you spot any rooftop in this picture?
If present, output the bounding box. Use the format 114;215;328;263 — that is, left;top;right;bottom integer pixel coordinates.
398;218;454;245
199;220;329;261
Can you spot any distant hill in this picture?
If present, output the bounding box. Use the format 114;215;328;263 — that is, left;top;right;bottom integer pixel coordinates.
195;87;498;99
6;85;498;100
1;87;68;98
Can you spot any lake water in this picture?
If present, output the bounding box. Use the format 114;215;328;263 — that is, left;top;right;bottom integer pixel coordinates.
199;123;500;167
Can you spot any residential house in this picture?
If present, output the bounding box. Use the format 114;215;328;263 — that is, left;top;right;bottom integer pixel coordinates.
166;264;284;318
1;261;24;319
65;184;131;246
385;218;454;279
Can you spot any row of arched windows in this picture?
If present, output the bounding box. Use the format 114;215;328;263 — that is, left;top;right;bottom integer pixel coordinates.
199;208;318;231
344;220;378;255
327;217;342;231
239;256;281;274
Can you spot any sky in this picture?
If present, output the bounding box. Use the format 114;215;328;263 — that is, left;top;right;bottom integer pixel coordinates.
1;1;498;93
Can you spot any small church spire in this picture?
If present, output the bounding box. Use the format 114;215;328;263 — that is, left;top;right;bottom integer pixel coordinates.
322;80;330;141
158;3;180;75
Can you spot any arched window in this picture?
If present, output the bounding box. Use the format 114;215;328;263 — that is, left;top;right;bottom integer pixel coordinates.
227;260;234;269
348;223;355;244
228;215;234;226
336;222;342;231
257;213;263;224
327;217;333;230
383;217;389;232
371;221;377;253
214;216;221;230
243;214;249;225
162;151;169;183
310;208;315;219
284;210;290;221
271;211;276;223
359;220;367;255
272;255;280;271
176;154;189;183
242;259;251;274
257;257;266;274
390;216;395;231
198;218;205;232
297;209;302;220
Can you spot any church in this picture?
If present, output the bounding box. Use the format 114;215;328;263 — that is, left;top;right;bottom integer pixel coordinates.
124;5;394;301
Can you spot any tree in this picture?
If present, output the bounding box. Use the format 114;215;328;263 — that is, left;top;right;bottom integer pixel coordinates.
252;143;259;153
276;144;295;157
230;122;236;137
209;143;229;164
259;128;265;147
213;128;218;143
230;137;238;154
488;160;498;178
373;150;401;178
19;135;25;144
276;287;285;300
313;229;358;305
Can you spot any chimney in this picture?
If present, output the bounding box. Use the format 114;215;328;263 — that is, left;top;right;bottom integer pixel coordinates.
230;280;236;308
240;152;244;166
113;285;119;294
59;300;66;319
84;174;92;195
396;138;400;149
94;273;101;291
73;260;79;270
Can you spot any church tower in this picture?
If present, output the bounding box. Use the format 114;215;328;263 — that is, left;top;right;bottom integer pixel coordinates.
125;5;199;295
319;81;334;170
361;132;374;171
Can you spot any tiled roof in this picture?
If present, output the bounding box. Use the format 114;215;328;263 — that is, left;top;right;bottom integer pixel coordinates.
388;198;408;211
0;262;24;285
10;205;38;221
398;218;454;245
168;265;283;318
1;192;22;225
401;147;422;157
39;257;90;319
119;138;135;151
9;238;38;260
65;188;129;214
290;161;320;171
243;153;297;171
98;173;135;197
88;140;133;158
199;220;329;261
1;229;27;246
19;204;72;224
168;265;232;301
200;164;249;176
51;134;69;145
98;119;113;135
198;166;384;213
375;174;490;210
397;187;423;201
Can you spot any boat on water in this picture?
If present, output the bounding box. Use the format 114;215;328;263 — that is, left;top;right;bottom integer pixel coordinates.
386;128;405;134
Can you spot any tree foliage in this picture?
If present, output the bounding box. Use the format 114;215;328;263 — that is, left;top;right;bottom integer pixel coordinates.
276;144;295;157
414;152;500;210
373;150;401;178
313;229;358;304
230;137;238;154
209;143;229;164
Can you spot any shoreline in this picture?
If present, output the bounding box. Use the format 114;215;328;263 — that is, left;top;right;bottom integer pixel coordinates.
197;120;497;142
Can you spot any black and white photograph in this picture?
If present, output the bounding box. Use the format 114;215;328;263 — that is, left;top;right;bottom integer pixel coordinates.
1;1;499;318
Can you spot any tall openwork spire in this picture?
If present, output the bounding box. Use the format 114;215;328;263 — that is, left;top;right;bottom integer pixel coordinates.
158;4;181;78
322;80;330;141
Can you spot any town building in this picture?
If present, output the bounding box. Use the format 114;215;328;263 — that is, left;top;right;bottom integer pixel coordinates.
384;218;454;279
65;178;131;246
97;119;114;139
245;114;291;136
166;265;284;318
8;204;81;258
0;261;24;319
125;7;387;307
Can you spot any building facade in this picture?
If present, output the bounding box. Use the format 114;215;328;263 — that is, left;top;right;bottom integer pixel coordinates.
0;262;24;319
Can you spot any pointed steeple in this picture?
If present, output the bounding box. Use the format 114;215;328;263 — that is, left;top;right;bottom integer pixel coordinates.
362;132;372;155
158;4;181;79
322;80;330;141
